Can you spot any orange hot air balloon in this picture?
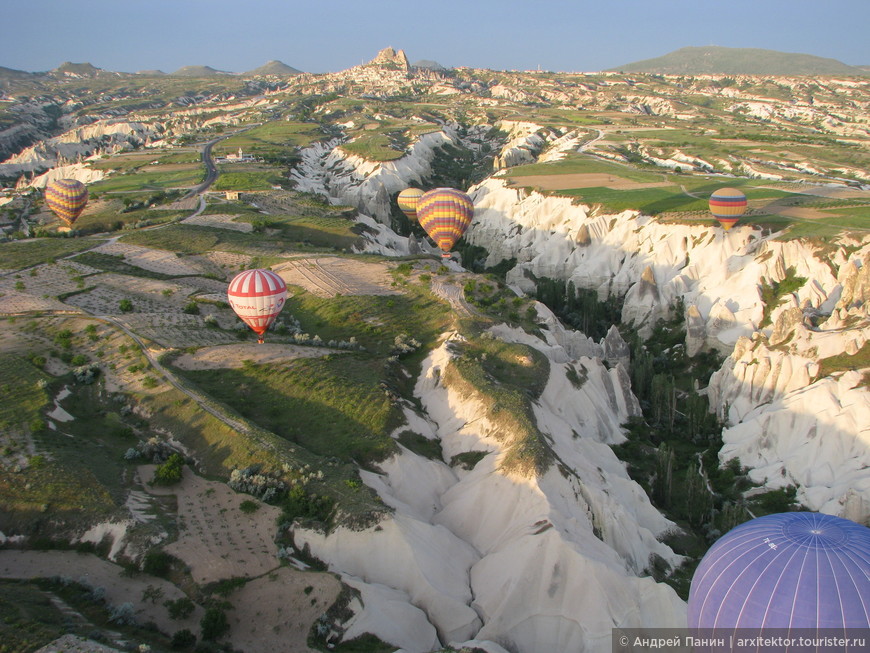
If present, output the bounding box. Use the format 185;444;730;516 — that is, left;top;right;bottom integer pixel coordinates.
45;178;89;228
416;187;474;258
397;187;424;222
226;269;287;343
709;187;747;231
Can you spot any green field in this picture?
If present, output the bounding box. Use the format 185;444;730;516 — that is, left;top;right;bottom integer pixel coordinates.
0;238;98;270
211;165;286;191
212;120;324;158
118;218;356;255
182;354;400;465
89;165;204;193
506;152;663;182
240;214;361;249
0;353;51;433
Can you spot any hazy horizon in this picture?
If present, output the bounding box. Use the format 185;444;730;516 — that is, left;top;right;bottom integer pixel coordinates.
2;0;869;75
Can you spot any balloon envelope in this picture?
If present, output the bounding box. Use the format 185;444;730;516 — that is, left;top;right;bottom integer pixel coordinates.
416;187;474;258
226;269;287;343
688;512;870;631
45;178;88;227
397;187;424;221
709;187;747;231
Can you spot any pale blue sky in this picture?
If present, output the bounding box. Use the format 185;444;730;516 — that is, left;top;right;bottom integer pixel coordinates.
2;0;868;74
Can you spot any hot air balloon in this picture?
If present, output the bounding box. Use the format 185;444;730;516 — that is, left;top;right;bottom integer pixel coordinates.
688;512;870;634
397;187;424;222
226;269;287;343
45;178;89;228
709;187;747;231
416;187;474;258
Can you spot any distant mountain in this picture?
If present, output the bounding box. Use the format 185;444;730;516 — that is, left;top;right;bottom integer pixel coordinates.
51;62;106;78
611;46;868;76
136;69;168;76
170;65;232;77
0;65;35;81
413;59;447;71
244;60;302;76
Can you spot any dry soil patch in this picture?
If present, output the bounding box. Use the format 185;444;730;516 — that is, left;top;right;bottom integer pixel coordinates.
507;172;673;191
224;567;341;653
91;242;202;276
140;465;281;585
172;343;340;370
181;213;254;232
0;550;204;635
274;257;398;297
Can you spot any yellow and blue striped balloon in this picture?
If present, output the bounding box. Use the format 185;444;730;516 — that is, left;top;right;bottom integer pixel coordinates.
397;187;424;222
416;188;474;258
45;178;89;227
709;187;747;231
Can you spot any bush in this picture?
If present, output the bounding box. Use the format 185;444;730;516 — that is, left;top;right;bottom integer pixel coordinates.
165;596;195;620
142;549;173;577
152;453;184;485
171;629;196;650
108;602;136;625
200;607;229;641
239;499;260;514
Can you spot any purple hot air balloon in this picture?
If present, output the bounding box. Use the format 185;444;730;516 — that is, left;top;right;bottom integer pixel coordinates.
688;512;870;635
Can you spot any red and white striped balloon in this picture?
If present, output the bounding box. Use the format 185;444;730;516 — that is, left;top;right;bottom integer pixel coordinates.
226;269;287;343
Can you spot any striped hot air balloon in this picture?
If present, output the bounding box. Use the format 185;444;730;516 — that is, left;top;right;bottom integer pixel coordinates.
416;187;474;258
45;178;89;228
397;187;424;222
709;187;747;231
226;269;287;343
688;513;870;635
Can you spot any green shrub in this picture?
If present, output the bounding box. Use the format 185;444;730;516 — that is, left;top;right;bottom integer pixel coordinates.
142;549;173;577
152;453;184;486
239;499;260;514
165;596;195;620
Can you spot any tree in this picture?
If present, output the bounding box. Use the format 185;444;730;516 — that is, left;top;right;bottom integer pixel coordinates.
152;453;184;486
142;549;173;577
119;298;134;313
165;596;195;620
200;607;229;641
170;629;196;650
142;584;164;604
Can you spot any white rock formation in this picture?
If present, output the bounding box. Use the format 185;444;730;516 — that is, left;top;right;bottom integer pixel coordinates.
30;162;105;187
467;177;870;526
0;119;158;177
289;130;456;223
296;327;687;652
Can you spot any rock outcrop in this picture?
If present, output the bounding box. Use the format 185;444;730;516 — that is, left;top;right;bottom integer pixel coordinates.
369;47;410;71
297;328;685;651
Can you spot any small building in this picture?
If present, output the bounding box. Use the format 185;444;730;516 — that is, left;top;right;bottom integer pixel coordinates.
214;148;256;164
225;191;240;201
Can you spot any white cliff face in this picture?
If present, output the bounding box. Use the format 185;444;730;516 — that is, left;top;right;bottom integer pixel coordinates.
0;119;159;177
467;176;870;524
706;254;870;518
296;328;687;652
467;178;863;348
29;162;105;188
289;130;457;224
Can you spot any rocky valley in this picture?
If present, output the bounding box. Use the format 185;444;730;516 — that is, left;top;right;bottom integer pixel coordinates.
0;47;867;653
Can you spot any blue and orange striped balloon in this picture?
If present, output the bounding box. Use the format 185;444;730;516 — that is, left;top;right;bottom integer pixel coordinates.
709;187;747;231
45;179;89;227
416;188;474;258
397;187;424;222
